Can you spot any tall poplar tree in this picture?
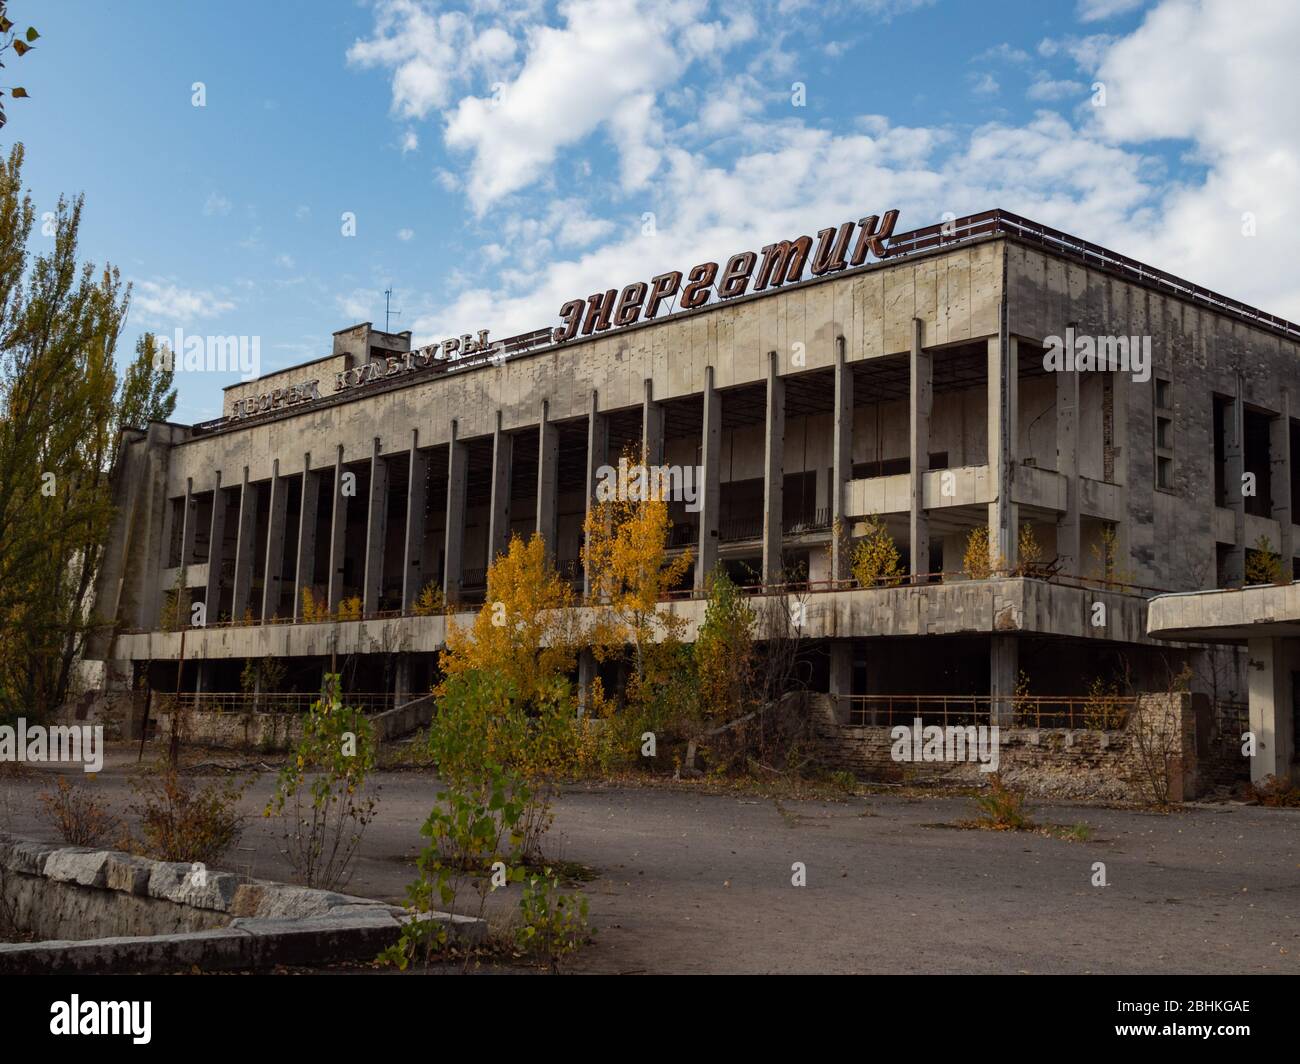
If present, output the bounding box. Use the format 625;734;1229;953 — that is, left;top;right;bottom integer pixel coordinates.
0;143;174;718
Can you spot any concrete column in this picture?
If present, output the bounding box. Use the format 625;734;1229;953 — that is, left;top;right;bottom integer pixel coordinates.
1247;636;1295;784
829;641;853;724
987;332;1018;571
762;351;785;585
159;491;177;578
909;319;931;581
327;446;349;613
293;453;318;621
261;459;289;621
1055;349;1081;576
402;430;429;611
1225;387;1246;586
393;654;410;709
577;649;597;717
583;389;608;598
642;378;664;467
444;420;468;605
990;634;1018;727
230;467;258;622
204;473;228;623
363;437;388;616
1270;392;1293;579
488;411;513;564
178;478;197;581
536;399;559;560
695;365;721;590
831;338;853;582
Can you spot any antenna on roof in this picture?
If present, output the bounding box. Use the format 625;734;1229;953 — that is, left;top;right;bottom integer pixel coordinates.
383;287;402;333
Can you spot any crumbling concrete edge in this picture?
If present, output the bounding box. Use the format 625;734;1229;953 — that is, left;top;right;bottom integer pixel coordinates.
0;833;484;973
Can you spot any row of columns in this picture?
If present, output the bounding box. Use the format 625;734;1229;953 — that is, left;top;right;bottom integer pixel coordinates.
184;323;1040;625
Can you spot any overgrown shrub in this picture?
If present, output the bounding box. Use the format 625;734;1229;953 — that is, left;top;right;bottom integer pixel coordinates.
962;525;999;579
973;774;1033;830
128;767;247;865
1244;535;1284;586
515;868;591;974
379;764;531;971
1251;775;1300;807
851;514;903;587
266;674;379;890
411;580;444;616
38;777;117;847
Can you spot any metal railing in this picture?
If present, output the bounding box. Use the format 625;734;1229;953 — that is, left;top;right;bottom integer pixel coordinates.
167;691;396;715
719;515;763;542
782;507;832;535
1213;700;1248;738
839;694;1137;730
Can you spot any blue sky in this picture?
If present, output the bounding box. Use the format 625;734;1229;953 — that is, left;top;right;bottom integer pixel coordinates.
5;0;1295;422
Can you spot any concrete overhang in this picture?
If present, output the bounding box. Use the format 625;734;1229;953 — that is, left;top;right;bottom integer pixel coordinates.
1147;582;1300;643
110;578;1155;662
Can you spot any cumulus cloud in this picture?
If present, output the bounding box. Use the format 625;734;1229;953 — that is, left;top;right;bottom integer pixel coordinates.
1086;0;1300;313
1078;0;1146;21
352;0;1300;351
1026;75;1086;101
131;280;236;324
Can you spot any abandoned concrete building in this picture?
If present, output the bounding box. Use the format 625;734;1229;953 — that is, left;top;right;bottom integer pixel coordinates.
82;209;1299;785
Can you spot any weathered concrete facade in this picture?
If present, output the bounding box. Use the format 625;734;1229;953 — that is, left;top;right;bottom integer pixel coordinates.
82;211;1300;772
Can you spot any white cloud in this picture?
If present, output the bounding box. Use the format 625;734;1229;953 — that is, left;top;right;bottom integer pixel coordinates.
1038;33;1117;70
1078;0;1145;21
1086;0;1300;314
407;109;1150;341
350;0;1300;352
398;228;415;241
203;192;232;216
132;281;236;324
1026;75;1086;101
400;129;419;154
444;0;707;212
337;289;378;322
976;42;1031;64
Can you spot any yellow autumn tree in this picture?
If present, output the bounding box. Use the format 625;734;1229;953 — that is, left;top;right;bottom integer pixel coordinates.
439;532;578;709
582;482;692;678
851;514;903;587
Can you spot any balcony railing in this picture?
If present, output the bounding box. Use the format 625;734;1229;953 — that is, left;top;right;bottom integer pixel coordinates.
719;515;763;543
782;507;832;535
668;522;699;548
838;694;1136;730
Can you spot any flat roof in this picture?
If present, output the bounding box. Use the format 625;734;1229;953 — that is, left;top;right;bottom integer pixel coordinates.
189;208;1300;438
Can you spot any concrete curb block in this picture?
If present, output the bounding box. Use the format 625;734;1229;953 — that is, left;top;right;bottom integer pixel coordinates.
0;833;485;973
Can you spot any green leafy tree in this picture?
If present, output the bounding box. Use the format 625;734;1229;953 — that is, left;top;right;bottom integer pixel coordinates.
0;143;176;719
694;564;755;724
116;333;176;432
